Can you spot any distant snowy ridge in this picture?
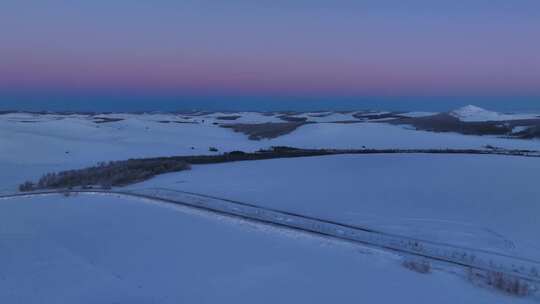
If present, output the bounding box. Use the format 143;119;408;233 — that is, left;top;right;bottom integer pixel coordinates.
450;105;538;122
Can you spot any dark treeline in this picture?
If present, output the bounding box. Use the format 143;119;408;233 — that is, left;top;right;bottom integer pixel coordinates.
20;159;191;192
19;146;539;192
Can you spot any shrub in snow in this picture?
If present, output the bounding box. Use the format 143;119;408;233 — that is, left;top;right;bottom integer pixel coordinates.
209;147;219;152
467;268;535;297
402;258;431;274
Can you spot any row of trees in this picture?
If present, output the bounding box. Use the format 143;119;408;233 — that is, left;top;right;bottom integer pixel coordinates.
19;158;191;191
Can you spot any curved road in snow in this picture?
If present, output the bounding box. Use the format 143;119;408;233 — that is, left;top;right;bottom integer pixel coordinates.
1;188;540;285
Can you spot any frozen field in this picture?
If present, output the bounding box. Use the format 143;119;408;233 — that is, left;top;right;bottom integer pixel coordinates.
134;154;540;260
1;110;539;302
0;194;535;303
2;110;540;192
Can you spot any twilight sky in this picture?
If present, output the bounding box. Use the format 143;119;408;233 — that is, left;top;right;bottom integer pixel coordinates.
1;0;539;105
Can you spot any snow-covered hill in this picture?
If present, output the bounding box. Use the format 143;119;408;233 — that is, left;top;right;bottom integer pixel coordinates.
135;153;540;261
1;111;540;302
450;105;538;122
2;111;540;193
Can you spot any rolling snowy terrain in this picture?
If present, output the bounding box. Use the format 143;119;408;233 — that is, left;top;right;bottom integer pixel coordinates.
1;194;537;303
2;107;540;192
133;154;540;260
1;107;539;302
450;105;539;122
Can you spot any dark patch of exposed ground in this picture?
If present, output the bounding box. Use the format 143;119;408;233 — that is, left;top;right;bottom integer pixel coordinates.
2;111;106;115
308;113;332;118
221;122;308;140
216;115;242;120
173;121;198;124
93;117;125;124
329;120;365;124
390;113;540;139
174;111;214;116
275;111;300;116
514;125;540;139
277;115;308;122
221;112;540;140
158;120;198;124
353;112;405;120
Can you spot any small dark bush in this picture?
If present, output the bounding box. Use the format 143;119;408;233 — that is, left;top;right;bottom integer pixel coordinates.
209;147;219;152
468;268;533;296
402;258;431;274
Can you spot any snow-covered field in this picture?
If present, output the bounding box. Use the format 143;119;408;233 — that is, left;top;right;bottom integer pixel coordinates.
134;154;540;260
1;109;539;302
2;109;540;192
450;105;539;122
0;194;535;303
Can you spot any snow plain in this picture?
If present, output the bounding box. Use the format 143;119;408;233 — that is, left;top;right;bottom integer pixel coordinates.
1;109;540;302
134;154;540;260
0;194;536;304
2;110;540;192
